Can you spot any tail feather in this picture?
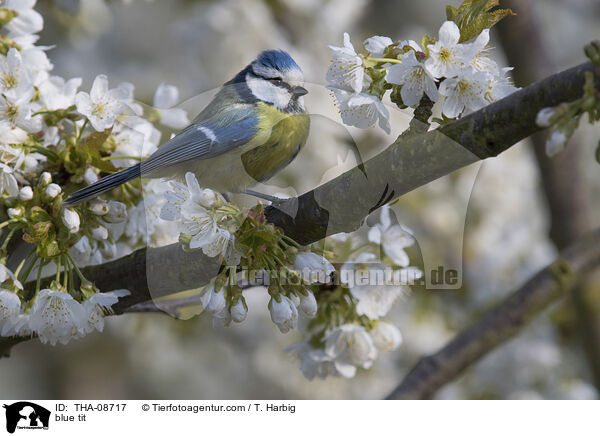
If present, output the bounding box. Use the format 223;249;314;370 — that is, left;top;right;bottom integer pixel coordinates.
64;164;141;206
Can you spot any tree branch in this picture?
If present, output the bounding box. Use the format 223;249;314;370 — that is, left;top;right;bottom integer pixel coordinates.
64;60;600;312
498;0;600;390
386;228;600;400
4;59;598;357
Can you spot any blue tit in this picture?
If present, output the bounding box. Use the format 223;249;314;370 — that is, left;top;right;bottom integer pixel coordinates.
65;50;310;205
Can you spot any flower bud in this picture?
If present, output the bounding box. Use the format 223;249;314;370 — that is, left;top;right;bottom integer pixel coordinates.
39;172;51;186
7;207;23;219
294;252;335;284
545;130;568;157
104;201;127;223
88;200;109;216
91;225;108;240
299;290;318;318
370;322;402;351
269;296;298;333
61;208;80;234
212;307;232;328
535;107;556;128
230;298;247;323
18;186;33;201
195;188;221;208
205;287;226;314
83;168;98;185
45;183;61;199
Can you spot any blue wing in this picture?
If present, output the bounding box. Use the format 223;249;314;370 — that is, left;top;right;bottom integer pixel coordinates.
141;108;258;175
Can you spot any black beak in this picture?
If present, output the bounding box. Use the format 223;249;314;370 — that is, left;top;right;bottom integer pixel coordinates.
292;86;308;97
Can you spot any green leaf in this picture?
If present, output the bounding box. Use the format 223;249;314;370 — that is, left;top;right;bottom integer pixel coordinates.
421;34;434;54
79;130;111;151
448;0;514;42
460;9;515;42
29;206;51;224
446;5;459;21
90;152;117;173
28;144;59;161
38;239;60;258
76;130;116;173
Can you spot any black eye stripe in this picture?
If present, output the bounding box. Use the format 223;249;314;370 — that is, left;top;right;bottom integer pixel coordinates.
248;71;293;91
269;78;292;90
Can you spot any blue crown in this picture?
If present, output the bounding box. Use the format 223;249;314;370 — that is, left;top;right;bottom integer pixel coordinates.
255;50;301;73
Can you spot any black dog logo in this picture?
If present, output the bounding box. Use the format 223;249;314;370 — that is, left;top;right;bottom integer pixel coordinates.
3;402;50;434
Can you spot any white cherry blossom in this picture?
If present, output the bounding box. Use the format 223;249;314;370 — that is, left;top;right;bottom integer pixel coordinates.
386;50;439;107
485;67;518;102
0;290;21;335
39;76;82;110
425;21;468;78
0;163;19;197
439;68;489;118
153;82;190;129
324;324;377;377
0;265;22;290
464;29;498;76
0;48;32;97
294;252;335;284
331;88;390;133
75;74;130;131
28;289;87;345
81;289;130;334
160;172;235;258
0;88;42;133
368;205;415;266
363;35;393;58
326;32;365;94
21;48;52;86
287;342;338;380
3;0;44;38
350;283;407;319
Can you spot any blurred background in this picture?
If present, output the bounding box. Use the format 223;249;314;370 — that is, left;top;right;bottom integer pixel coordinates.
1;0;600;399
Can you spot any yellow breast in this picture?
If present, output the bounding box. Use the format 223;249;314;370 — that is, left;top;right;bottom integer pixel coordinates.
240;103;310;183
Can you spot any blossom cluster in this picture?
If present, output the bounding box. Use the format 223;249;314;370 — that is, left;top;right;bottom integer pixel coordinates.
287;205;422;379
160;173;421;379
326;20;518;132
160;172;331;331
0;283;129;345
0;0;188;346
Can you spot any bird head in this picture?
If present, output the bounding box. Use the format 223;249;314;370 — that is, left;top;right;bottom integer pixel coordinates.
231;50;308;113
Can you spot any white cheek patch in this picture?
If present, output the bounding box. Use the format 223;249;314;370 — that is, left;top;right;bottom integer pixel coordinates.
246;73;292;110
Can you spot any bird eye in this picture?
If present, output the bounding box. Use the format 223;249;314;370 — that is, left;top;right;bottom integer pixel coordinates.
270;77;283;84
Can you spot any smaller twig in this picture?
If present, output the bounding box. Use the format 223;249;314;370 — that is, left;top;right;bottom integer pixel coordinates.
386;228;600;400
